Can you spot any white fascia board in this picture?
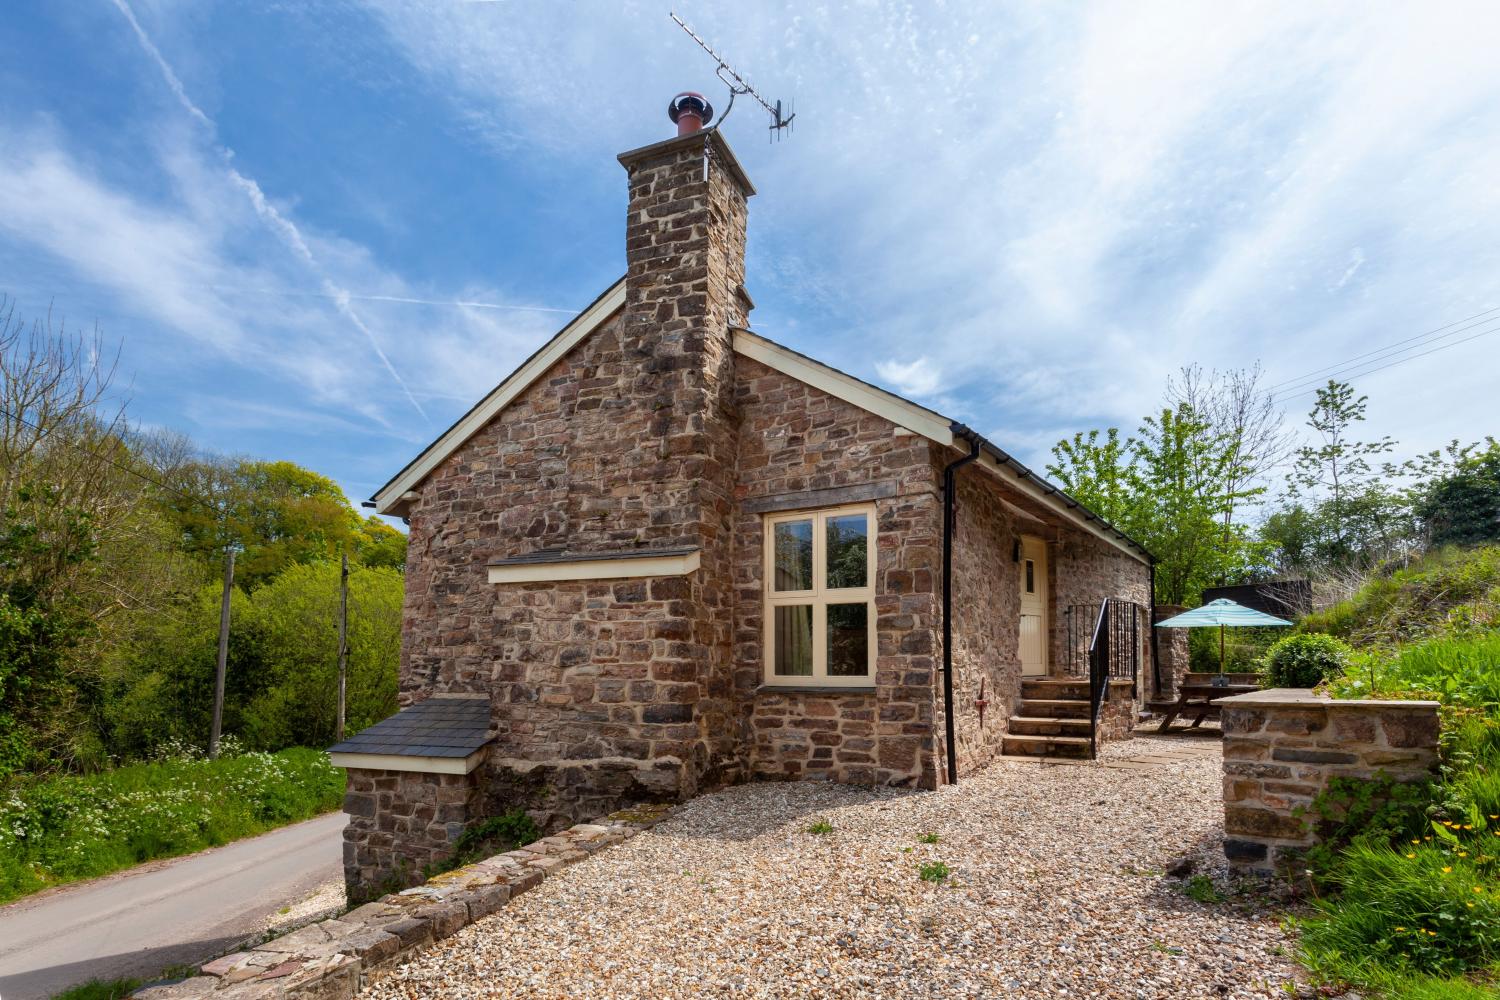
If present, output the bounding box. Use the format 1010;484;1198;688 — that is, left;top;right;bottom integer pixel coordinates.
329;748;488;775
488;549;700;584
972;451;1150;566
733;330;954;447
372;280;628;516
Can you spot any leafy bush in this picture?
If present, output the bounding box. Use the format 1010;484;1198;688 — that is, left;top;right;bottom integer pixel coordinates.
0;744;342;902
1263;632;1352;687
918;860;950;882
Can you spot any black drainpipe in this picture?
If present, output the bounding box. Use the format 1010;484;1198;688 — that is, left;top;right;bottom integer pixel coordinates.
942;427;982;786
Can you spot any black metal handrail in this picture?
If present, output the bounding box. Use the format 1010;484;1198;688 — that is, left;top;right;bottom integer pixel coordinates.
1087;599;1110;759
1084;598;1144;758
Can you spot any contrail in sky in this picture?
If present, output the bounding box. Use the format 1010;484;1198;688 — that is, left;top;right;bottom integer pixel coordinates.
108;0;430;421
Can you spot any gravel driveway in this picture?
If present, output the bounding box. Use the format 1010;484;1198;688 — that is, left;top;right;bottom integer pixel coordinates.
365;735;1298;1000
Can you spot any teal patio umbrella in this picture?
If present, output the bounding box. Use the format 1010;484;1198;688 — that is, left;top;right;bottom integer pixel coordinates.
1155;598;1293;673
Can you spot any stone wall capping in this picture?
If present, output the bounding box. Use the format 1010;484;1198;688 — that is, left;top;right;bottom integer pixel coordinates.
132;804;674;1000
1218;687;1440;710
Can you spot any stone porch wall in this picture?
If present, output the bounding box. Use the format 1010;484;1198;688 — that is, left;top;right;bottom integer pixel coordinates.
1152;604;1191;700
1219;688;1441;874
342;766;486;904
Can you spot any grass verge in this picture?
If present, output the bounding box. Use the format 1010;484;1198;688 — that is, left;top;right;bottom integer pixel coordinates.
1;744;344;904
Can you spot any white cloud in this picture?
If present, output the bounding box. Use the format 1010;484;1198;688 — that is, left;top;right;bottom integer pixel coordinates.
875;356;942;398
357;0;1500;466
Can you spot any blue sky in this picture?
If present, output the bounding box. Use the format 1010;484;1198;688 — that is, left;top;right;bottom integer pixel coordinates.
2;2;1498;519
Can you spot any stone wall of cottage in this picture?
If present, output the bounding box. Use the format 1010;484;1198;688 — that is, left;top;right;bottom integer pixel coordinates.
1051;530;1152;675
731;357;943;789
945;469;1022;773
397;131;753;828
342;766;485;903
1220;689;1441;874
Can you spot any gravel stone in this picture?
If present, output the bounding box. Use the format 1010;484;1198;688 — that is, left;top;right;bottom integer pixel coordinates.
363;737;1300;1000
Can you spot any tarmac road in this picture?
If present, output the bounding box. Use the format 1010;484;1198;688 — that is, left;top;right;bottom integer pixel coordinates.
0;811;346;1000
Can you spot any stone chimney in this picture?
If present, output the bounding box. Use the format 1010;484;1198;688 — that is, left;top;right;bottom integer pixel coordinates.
615;102;755;537
613;102;755;792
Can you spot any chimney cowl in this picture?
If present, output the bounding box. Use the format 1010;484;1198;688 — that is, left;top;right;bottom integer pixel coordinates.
668;91;714;136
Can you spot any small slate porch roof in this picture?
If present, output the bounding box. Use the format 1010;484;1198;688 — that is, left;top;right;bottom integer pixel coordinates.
328;696;492;772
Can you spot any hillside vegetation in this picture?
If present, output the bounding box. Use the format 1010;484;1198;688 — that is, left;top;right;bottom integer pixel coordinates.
1303;545;1500;648
1296;545;1500;998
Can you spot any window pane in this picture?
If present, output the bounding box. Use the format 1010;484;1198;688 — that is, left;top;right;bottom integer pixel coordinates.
826;603;869;676
773;520;814;592
1025;559;1035;594
825;513;869;590
773;605;814;676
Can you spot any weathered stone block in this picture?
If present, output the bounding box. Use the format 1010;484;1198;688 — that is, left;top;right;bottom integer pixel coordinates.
1224;805;1308;841
1271;747;1358;765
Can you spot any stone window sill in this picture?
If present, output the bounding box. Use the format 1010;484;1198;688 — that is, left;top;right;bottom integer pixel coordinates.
756;684;877;695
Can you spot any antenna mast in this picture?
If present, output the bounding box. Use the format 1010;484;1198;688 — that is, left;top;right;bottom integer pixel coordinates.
670;12;795;140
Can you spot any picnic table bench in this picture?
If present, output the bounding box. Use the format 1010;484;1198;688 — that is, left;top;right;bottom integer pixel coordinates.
1156;671;1262;733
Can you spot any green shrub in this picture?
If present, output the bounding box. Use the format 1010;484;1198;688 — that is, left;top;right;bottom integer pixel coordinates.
918;860;950;882
423;808;540;878
1264;632;1352;688
0;745;343;903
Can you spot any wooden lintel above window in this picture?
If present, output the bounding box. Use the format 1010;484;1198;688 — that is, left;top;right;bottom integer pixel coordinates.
743;481;898;515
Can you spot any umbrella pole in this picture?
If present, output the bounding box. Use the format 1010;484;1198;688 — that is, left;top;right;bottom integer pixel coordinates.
1219;624;1225;674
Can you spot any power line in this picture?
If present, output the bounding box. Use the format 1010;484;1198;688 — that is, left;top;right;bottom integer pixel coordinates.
1267;303;1500;394
1270;321;1500;406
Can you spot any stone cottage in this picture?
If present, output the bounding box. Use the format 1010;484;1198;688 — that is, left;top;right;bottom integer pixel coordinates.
330;100;1156;899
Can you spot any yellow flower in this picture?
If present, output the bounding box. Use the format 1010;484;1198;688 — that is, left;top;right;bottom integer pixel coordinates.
1464;824;1474;830
1396;926;1406;931
1469;902;1477;909
1412;839;1421;844
1407;853;1417;859
1476;886;1485;893
1460;851;1470;857
1444;866;1453;873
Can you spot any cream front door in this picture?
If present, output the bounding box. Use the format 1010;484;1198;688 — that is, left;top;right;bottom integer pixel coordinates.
1018;535;1049;676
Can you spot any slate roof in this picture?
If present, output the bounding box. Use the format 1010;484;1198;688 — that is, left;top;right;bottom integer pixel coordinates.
327;697;492;758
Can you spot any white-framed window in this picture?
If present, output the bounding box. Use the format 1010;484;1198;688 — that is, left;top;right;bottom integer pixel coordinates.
762;504;876;686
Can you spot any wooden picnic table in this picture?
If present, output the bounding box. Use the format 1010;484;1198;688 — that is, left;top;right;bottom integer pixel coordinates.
1157;672;1261;733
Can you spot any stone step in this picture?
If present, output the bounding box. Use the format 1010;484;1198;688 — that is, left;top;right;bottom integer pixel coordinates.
1021;678;1090;700
1001;734;1092;759
1007;715;1092;737
1015;698;1092;719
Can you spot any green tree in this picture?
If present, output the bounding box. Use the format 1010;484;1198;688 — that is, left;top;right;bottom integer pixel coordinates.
1288;380;1395;561
1049;403;1265;605
1417;439;1500;548
159;458;406;588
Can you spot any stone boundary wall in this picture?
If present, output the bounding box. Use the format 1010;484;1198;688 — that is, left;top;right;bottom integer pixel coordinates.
132;805;672;1000
1219;688;1440;874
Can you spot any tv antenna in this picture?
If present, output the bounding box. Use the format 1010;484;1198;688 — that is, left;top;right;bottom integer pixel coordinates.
670;12;795;140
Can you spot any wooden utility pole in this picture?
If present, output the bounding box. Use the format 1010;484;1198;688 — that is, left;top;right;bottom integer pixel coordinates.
336;553;349;742
209;547;236;759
